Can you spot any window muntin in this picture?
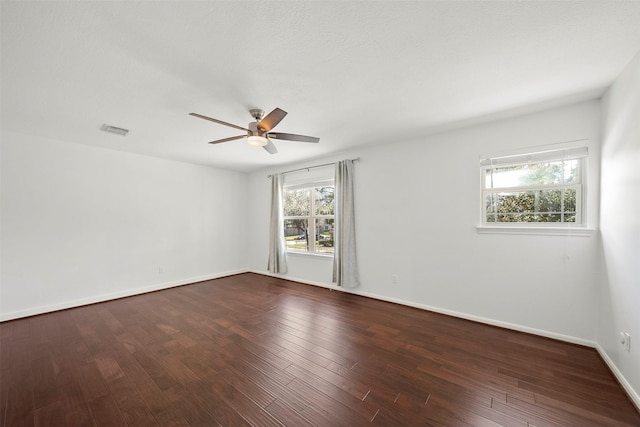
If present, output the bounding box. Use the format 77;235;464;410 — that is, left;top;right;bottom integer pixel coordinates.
482;149;586;225
284;185;334;254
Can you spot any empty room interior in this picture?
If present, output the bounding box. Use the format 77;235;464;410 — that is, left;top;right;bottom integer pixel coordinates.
1;1;640;426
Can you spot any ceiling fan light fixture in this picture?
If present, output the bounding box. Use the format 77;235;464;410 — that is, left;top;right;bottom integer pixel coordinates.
247;135;268;147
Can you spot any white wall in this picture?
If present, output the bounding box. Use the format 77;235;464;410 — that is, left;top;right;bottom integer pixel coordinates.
1;131;248;320
598;52;640;405
249;100;602;344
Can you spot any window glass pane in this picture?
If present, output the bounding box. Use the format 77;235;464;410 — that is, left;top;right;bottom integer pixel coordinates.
563;188;577;222
534;189;563;213
284;189;310;216
495;213;563;222
487;189;568;222
485;194;497;222
521;161;565;186
564;160;579;184
486;160;579;189
315;218;334;253
486;165;528;189
284;219;308;252
315;186;335;215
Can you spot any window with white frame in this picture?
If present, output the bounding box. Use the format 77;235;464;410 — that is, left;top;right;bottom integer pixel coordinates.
283;181;335;254
481;146;588;225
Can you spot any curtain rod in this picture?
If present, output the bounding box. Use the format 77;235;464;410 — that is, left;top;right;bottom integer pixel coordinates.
267;157;360;178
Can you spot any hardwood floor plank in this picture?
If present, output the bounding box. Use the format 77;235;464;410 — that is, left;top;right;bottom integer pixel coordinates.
221;343;297;387
103;373;156;426
2;354;35;427
210;362;278;409
532;388;640;426
266;322;358;368
30;355;61;411
130;347;178;391
88;393;126;427
264;399;314;426
226;333;293;371
33;400;66;427
163;384;224;426
73;359;110;403
502;394;601;427
56;369;96;426
1;272;639;426
284;362;378;420
286;361;369;400
178;355;258;426
109;345;190;426
288;378;368;426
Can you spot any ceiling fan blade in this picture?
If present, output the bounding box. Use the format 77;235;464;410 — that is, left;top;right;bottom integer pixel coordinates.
268;132;320;143
208;135;246;144
263;138;278;154
189;113;250;132
257;108;287;132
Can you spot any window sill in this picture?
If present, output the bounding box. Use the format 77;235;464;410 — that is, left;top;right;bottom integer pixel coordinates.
286;251;334;259
476;225;595;236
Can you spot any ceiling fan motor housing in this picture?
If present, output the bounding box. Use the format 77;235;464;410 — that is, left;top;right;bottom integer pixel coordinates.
247;121;262;136
249;109;265;121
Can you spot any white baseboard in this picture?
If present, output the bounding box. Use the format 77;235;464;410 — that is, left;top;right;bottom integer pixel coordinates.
251;269;596;347
355;291;597;347
0;269;248;322
595;344;640;412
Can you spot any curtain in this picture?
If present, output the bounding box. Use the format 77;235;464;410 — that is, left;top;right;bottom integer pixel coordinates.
333;160;359;288
267;173;288;274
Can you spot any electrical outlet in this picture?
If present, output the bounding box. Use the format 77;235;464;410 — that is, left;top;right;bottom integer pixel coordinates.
391;274;397;285
158;267;164;274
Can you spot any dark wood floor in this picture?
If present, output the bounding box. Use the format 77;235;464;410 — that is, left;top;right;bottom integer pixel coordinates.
1;273;639;426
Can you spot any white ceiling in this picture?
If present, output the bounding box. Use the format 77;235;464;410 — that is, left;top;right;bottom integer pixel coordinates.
2;1;640;173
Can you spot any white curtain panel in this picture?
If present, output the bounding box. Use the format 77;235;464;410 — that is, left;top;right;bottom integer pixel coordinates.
333;160;360;288
267;173;288;274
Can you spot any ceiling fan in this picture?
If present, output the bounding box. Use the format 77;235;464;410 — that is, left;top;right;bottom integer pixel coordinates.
189;107;320;154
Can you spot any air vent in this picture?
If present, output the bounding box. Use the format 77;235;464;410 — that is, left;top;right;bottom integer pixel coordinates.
100;124;129;136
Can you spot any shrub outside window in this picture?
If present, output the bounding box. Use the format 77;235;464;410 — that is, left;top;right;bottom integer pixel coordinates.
481;147;587;225
283;184;334;254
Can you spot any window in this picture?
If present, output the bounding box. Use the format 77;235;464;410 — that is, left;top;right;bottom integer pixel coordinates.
481;146;587;226
283;183;334;254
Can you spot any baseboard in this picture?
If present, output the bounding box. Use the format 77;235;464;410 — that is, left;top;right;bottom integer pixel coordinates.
595;344;640;412
0;269;249;322
250;269;595;348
